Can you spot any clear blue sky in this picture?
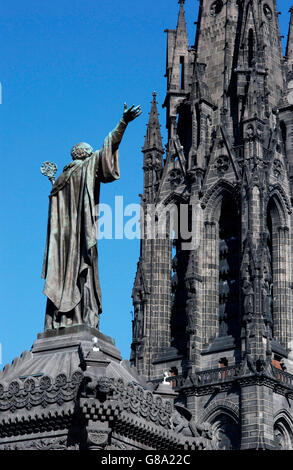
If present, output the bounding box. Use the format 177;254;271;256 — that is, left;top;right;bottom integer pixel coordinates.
0;0;292;368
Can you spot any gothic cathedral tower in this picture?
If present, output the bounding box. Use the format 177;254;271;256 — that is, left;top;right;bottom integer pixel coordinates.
131;0;293;450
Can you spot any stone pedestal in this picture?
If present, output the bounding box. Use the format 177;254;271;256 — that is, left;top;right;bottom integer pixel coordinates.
0;325;210;450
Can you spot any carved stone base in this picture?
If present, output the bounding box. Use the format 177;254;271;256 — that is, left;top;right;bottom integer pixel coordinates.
86;423;111;450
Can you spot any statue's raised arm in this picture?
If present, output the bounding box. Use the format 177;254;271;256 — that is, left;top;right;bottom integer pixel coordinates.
41;102;141;332
123;103;142;123
98;103;142;182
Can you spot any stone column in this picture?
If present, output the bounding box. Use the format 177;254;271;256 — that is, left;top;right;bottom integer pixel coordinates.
274;226;290;347
240;382;275;450
203;221;218;343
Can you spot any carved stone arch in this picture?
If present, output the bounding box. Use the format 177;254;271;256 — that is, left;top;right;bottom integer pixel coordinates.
274;409;293;426
161;192;188;208
201;179;239;222
197;400;240;450
266;189;291;347
267;197;285;228
273;410;293;450
201;180;241;342
197;399;240;424
268;185;291;220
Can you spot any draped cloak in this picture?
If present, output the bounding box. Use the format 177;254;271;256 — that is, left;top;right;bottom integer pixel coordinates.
42;119;126;316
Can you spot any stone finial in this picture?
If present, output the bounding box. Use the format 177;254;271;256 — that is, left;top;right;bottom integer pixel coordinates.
286;6;293;66
142;92;164;153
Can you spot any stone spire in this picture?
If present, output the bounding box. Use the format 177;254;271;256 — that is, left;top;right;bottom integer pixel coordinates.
175;0;189;55
177;0;188;37
286;6;293;70
142;92;164;153
141;92;164;205
166;0;189;93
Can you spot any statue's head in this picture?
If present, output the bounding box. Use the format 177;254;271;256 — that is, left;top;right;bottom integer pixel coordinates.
71;142;93;160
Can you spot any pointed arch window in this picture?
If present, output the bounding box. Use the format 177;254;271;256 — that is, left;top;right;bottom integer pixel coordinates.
218;197;241;339
265;205;274;336
266;197;290;348
248;29;254;68
180;56;185;90
280;121;287;154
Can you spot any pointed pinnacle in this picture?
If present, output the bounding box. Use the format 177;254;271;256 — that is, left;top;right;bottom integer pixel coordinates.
176;0;188;40
143;93;164;153
150;92;159;114
286;6;293;64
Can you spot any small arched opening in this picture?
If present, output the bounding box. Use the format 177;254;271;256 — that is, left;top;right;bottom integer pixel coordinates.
218;197;241;340
210;412;241;450
248;29;254;68
280;121;287;155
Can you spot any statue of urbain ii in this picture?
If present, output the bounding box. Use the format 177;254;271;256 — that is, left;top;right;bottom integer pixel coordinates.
41;103;141;331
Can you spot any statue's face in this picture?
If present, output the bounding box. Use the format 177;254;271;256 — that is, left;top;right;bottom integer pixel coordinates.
71;142;93;160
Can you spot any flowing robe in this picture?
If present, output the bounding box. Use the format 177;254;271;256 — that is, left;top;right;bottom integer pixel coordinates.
42;119;127;329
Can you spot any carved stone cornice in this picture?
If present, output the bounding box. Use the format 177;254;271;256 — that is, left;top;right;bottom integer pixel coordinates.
0;370;84;441
80;376;173;429
0;436;79;451
0;406;75;439
0;370;83;417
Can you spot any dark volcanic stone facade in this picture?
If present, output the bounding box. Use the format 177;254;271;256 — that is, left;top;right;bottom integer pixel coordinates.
131;0;293;450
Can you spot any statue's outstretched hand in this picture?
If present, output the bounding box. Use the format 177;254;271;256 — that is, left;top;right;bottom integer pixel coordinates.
123;103;142;123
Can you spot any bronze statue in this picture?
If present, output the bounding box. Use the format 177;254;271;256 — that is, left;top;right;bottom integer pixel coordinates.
41;104;141;330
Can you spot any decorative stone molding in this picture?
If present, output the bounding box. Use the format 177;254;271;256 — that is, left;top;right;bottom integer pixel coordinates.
0;371;83;415
86;424;111;450
272;159;284;181
269;184;292;215
197;399;240;426
0;435;80;450
201;179;239;212
168;168;183;189
81;376;173;429
215;155;230;176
